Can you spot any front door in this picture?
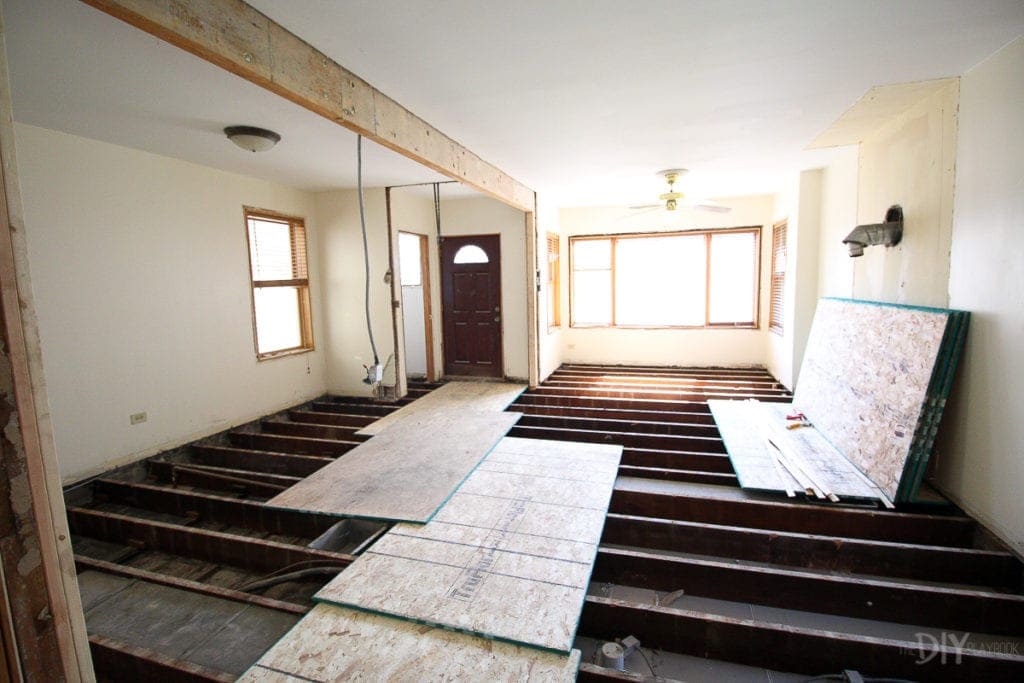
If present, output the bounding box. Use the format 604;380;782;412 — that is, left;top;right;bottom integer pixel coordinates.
441;235;503;377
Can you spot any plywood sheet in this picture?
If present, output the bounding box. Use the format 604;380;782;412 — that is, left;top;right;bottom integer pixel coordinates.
267;411;521;522
314;437;622;653
357;381;526;436
709;399;883;502
793;298;949;501
240;604;581;682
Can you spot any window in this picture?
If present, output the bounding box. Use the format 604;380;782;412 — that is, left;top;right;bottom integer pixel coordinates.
452;245;489;264
546;233;561;330
769;219;787;335
570;228;760;328
245;208;313;359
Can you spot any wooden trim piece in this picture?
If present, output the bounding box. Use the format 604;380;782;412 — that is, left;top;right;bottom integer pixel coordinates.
79;0;534;212
419;233;436;381
525;210;539;386
0;12;92;680
385;188;406;398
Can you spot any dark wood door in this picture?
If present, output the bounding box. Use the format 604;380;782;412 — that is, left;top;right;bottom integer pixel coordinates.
441;235;503;377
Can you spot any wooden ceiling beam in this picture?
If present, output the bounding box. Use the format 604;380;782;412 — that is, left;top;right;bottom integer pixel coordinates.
79;0;535;211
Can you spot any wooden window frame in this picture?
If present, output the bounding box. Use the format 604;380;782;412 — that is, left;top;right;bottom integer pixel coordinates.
769;219;787;336
569;227;761;329
546;233;561;332
244;207;314;360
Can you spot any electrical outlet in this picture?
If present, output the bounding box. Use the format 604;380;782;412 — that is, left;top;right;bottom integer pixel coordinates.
129;412;147;425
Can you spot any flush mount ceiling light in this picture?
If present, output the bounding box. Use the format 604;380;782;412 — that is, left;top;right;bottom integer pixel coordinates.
224;125;281;153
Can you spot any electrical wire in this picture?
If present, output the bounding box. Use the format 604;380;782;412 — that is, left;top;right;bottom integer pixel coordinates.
357;135;380;367
636;647;656;677
433;182;442;245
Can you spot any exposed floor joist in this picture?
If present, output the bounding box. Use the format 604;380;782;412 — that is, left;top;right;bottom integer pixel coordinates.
63;374;1024;679
513;365;1024;679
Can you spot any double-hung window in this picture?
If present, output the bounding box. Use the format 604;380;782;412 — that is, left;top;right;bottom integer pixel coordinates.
570;228;760;328
244;208;313;359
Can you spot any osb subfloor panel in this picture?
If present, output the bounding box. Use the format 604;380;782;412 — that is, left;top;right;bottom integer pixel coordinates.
709;399;883;502
792;298;948;500
240;604;582;682
315;437;623;652
267;411;521;522
78;570;298;676
356;381;527;436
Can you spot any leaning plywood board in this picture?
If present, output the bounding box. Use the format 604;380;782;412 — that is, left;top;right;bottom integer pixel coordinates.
315;437;622;653
709;399;885;502
793;298;951;501
239;603;581;682
267;411;521;522
357;381;526;436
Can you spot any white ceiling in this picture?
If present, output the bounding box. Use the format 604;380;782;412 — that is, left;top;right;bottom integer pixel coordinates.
3;0;462;194
7;0;1024;207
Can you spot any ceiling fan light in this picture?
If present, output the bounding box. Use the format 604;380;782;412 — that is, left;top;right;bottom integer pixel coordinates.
224;125;281;153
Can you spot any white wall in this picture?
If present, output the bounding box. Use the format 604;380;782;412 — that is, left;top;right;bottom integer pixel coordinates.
817;146;860;299
15;124;326;483
437;196;530;380
537;196;564;380
558;196;776;368
853;80;959;308
933;37;1024;556
316;188;396;395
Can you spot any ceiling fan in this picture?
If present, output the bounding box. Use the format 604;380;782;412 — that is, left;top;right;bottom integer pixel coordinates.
629;169;731;214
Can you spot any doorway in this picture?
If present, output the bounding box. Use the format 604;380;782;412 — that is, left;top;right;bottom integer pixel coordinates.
398;231;434;380
441;234;503;378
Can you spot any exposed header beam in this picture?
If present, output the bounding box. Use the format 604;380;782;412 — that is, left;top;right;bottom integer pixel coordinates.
79;0;535;212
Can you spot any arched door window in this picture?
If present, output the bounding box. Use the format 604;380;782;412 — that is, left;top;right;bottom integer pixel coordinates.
452;244;489;264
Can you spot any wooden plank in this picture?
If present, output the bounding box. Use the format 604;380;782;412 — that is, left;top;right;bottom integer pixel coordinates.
0;17;92;678
601;513;1022;589
593;546;1024;636
709;399;883;501
579;596;1024;681
616;465;738;486
79;0;535;211
268;411;521;522
314;437;622;652
287;409;375;428
228;431;360;457
240;604;581;682
355;381;526;436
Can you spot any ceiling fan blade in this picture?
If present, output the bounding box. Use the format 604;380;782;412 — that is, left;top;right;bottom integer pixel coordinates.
628;203;661;211
687;201;732;213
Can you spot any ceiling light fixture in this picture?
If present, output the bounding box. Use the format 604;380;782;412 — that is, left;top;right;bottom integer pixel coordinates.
224;125;281;153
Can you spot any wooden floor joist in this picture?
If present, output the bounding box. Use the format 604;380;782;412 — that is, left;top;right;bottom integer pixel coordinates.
593;546;1024;636
89;635;234;683
579;596;1024;681
146;460;298;498
601;513;1021;589
228;432;360;457
287;409;376;428
91;479;340;540
74;556;306;616
190;445;333;477
67;507;353;574
610;487;976;547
